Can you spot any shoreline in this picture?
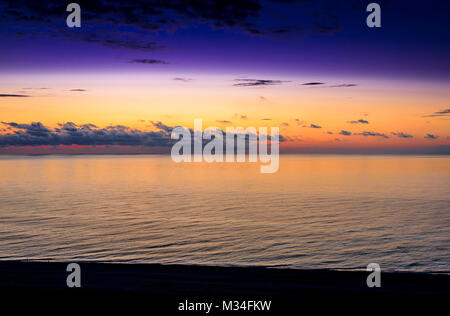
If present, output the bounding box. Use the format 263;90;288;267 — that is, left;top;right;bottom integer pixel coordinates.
1;260;448;312
1;260;448;296
1;259;449;275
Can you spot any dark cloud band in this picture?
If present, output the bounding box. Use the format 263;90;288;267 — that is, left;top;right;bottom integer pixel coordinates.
0;121;287;147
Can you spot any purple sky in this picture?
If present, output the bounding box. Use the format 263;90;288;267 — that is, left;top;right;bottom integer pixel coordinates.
0;0;449;81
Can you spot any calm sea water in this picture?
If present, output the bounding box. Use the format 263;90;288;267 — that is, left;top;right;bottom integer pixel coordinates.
0;155;449;272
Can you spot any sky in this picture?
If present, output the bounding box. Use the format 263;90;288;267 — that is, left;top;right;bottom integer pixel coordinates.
0;0;449;154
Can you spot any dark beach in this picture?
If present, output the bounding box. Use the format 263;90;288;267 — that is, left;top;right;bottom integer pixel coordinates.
0;261;448;313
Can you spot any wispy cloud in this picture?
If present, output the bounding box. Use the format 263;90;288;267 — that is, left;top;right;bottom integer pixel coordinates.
129;58;169;64
173;77;193;82
422;109;450;117
0;94;30;97
348;119;369;124
328;84;357;88
301;82;325;86
339;130;352;136
435;109;450;114
233;78;287;87
357;131;389;138
314;12;340;34
392;132;413;138
83;37;162;51
425;133;439;139
305;83;358;88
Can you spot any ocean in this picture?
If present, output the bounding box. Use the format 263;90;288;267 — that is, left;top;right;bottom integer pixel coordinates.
0;155;449;272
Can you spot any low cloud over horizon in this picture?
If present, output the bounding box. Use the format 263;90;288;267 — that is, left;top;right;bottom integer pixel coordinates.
0;121;286;150
0;121;173;148
0;121;448;155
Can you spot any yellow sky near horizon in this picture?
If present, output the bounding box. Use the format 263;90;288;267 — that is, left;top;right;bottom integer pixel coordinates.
1;72;449;148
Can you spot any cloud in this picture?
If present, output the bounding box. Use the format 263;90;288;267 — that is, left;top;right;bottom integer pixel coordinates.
173;77;193;82
422;109;450;117
348;119;369;124
328;84;358;88
2;1;265;46
69;89;87;92
306;83;358;89
358;131;389;139
0;94;30;97
0;120;288;150
294;118;306;125
2;122;51;137
301;82;325;86
216;120;232;124
82;36;162;51
129;58;169;64
233;78;287;87
309;124;322;129
281;122;289;127
233;113;248;120
339;130;352;136
261;118;272;121
0;121;173;147
392;132;413;138
425;133;439;139
2;0;346;51
149;121;172;133
314;12;340;34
